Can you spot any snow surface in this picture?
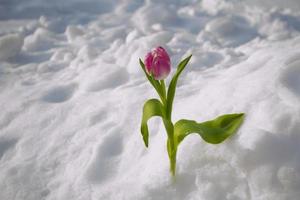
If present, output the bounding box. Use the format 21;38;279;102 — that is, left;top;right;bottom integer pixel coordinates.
1;0;300;199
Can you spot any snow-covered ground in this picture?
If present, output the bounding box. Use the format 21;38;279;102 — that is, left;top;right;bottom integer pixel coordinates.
1;0;300;199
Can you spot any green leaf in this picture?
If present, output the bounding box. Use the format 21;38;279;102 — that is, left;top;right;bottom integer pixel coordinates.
174;113;245;146
166;55;192;120
139;59;158;89
141;99;165;147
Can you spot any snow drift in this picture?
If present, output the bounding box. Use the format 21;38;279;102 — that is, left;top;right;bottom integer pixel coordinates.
0;0;300;199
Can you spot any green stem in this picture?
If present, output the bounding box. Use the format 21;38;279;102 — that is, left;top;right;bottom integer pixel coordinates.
166;92;172;122
166;137;177;176
152;83;165;106
155;79;177;176
159;80;167;106
160;80;177;176
160;80;166;101
170;150;177;176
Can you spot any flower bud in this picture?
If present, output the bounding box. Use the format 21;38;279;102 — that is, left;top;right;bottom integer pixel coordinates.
144;46;171;80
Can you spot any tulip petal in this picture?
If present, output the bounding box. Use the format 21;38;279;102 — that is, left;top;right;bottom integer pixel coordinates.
144;52;154;74
144;46;171;80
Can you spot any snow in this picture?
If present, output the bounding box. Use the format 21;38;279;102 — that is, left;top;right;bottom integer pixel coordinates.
0;34;23;61
0;0;300;199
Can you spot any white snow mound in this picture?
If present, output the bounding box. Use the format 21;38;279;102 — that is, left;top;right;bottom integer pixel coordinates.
1;0;300;200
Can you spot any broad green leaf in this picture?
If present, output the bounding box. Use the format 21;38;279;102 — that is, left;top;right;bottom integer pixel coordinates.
174;113;245;146
139;59;166;104
166;55;192;119
169;113;244;176
141;99;165;147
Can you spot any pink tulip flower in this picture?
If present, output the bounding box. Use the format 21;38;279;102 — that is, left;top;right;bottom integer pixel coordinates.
139;47;245;176
144;46;171;80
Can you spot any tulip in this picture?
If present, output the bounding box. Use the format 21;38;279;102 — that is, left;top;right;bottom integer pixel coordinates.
139;48;245;176
144;46;171;80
